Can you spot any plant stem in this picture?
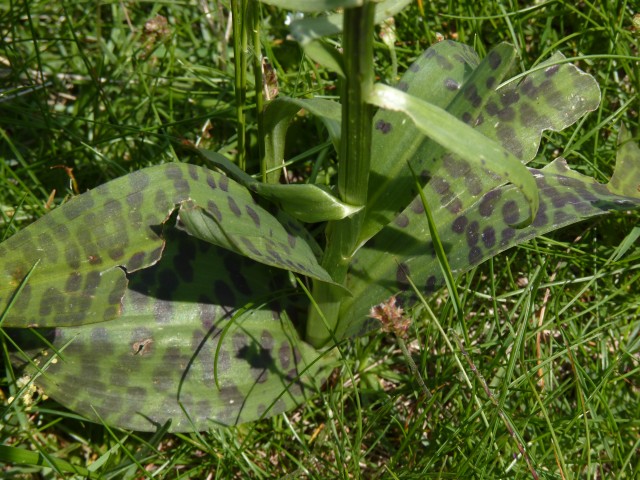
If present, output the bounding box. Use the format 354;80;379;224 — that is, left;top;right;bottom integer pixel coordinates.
249;1;266;176
307;2;375;348
231;0;248;171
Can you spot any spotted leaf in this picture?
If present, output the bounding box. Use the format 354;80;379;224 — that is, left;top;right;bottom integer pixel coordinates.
10;228;334;432
360;41;511;246
0;163;333;328
338;127;640;339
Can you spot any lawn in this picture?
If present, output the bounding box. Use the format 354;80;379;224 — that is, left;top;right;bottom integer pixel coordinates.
1;0;639;478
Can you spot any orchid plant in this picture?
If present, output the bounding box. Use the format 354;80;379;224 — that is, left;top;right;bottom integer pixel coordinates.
2;0;640;433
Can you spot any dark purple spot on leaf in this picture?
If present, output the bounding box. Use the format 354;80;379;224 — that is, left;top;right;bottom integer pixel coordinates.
435;54;454;70
279;343;291;369
108;247;124;261
488;50;502;69
466;221;479;246
553;210;572;224
375;119;392;134
502;200;520;224
65;243;81;270
410;198;424;214
129;170;150;191
500;227;516;246
521;77;537;98
485;101;500;116
228;196;241;217
206;173;217;189
126;191;144;209
165;164;183;180
452;216;468;234
63;195;95;221
468;246;482;265
431;176;450;195
127;251;146;271
498;107;515;121
465;175;483;196
246;205;260;227
545;64;560;77
395;214;409;228
240;237;261;256
65;272;82;292
447;198;463;214
532;209;548;227
173;179;190;196
500;90;520;107
425;275;437;293
219;175;229;192
188;164;199;180
207;200;222;221
154;189;170;212
396;81;409;92
464;84;482;108
479;190;502;217
481;227;496;248
84;271;101;294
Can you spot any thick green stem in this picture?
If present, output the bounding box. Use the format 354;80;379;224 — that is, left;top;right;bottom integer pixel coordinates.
249;1;266;178
231;0;248;171
306;2;375;348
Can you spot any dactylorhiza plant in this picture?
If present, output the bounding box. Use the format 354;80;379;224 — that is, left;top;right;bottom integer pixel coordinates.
2;0;640;433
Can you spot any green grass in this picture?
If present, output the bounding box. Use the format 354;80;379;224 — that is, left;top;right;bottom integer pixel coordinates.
1;0;639;478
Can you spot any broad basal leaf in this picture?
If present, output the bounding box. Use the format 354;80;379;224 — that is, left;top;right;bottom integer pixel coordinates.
0;163;333;328
338;128;640;339
10;228;334;432
331;43;603;339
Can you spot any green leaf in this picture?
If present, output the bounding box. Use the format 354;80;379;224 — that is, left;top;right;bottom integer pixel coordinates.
10;228;335;432
338;127;640;339
368;83;540;227
198;150;361;222
0;163;332;328
302;40;345;77
360;41;510;245
478;52;601;162
259;0;362;12
262;96;342;183
289;0;413;46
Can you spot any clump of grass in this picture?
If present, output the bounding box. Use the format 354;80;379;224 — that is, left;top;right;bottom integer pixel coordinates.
1;1;639;478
